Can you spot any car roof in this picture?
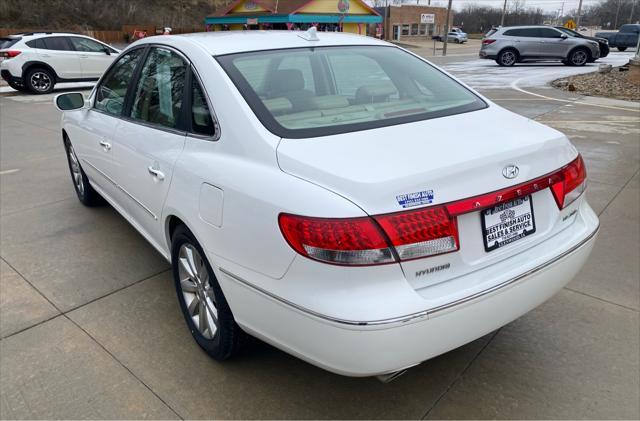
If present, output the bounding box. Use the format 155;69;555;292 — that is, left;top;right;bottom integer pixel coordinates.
500;25;560;30
171;30;390;56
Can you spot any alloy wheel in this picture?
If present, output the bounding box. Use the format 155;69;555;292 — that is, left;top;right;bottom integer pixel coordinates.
571;50;587;66
67;144;84;196
30;71;52;92
178;244;219;339
501;51;516;66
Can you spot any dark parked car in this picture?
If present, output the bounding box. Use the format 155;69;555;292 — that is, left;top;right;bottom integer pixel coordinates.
555;27;609;60
595;24;640;51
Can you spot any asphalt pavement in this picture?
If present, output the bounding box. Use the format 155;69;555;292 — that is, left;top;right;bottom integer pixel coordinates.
0;47;639;419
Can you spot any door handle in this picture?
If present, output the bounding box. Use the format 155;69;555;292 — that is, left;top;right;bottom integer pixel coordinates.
79;54;89;58
147;166;165;180
99;140;111;151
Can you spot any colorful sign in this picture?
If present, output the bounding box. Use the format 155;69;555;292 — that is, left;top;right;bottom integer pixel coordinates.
421;14;435;24
564;19;576;29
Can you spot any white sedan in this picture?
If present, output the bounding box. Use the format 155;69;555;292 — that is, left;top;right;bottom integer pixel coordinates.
55;29;598;380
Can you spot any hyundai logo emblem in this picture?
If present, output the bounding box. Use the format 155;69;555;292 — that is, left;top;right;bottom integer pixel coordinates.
502;164;519;179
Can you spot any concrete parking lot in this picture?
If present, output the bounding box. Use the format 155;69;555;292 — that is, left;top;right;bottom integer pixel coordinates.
0;48;639;419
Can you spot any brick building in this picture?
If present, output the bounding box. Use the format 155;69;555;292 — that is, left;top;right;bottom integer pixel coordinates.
374;5;453;41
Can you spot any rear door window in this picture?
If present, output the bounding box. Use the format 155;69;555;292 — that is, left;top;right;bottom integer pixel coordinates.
42;37;72;51
25;38;45;49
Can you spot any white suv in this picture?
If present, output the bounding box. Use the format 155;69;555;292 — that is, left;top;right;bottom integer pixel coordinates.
0;32;120;94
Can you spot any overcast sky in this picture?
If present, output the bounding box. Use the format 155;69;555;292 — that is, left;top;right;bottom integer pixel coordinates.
392;0;605;13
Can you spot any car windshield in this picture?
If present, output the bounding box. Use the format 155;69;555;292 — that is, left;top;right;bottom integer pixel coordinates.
217;46;486;138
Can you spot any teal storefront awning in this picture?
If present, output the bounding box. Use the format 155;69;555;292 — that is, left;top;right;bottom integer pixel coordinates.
205;14;382;25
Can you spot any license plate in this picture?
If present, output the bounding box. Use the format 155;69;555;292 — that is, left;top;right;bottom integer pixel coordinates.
481;196;536;252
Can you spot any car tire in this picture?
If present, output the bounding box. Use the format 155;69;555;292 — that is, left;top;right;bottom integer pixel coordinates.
454;38;460;44
64;137;101;206
7;80;27;91
25;67;55;94
617;47;627;52
496;49;518;66
568;48;589;66
171;224;249;361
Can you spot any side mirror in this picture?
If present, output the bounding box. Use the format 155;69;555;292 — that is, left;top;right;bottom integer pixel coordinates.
103;47;111;55
560;33;568;39
55;92;88;111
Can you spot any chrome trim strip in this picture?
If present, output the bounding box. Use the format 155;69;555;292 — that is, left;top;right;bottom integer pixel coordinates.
82;159;117;186
219;225;599;327
82;159;158;221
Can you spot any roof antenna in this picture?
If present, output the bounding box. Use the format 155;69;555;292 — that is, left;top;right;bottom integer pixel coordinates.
298;26;320;41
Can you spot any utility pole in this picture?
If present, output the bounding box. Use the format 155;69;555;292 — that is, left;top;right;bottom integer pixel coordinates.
442;0;453;56
576;0;583;28
614;0;621;28
630;0;637;24
500;0;508;26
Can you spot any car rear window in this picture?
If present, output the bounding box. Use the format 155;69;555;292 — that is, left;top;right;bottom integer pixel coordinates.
485;29;497;37
0;37;20;49
217;46;486;139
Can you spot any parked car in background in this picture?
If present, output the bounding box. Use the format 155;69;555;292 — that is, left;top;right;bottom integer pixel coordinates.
433;31;468;43
595;24;640;51
555;26;609;60
55;30;598;379
0;32;119;94
480;25;600;66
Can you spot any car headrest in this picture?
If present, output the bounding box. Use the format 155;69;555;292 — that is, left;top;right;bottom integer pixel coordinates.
270;69;305;96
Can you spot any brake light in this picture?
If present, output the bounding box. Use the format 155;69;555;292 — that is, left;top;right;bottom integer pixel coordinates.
482;39;496;45
374;206;458;261
550;155;586;209
279;155;586;266
0;50;21;58
278;214;395;266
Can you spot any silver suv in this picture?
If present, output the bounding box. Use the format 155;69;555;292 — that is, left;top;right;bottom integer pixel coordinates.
480;26;600;66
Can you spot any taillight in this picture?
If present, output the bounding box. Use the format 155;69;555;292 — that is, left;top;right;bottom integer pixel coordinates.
550;155;587;209
278;214;395;266
482;39;496;45
374;206;458;261
0;50;21;58
279;155;586;266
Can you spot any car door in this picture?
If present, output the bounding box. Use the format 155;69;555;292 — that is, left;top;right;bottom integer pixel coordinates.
68;37;117;79
37;36;83;79
513;28;543;57
74;48;146;203
537;27;567;58
111;46;187;247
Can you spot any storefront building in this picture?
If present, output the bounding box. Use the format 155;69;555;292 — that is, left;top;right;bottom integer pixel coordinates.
205;0;382;35
375;5;453;41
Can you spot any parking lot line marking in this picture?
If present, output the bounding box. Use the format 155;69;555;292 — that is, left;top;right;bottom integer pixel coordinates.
510;77;640;113
0;168;20;175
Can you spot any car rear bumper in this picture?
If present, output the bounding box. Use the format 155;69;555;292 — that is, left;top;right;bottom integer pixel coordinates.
217;201;599;377
479;50;496;59
0;69;22;84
